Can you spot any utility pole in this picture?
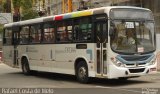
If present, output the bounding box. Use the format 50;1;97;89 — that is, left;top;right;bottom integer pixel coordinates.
62;0;72;13
68;0;72;12
62;0;65;13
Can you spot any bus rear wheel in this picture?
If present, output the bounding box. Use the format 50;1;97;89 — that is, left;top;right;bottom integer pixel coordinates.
76;61;89;83
22;58;31;75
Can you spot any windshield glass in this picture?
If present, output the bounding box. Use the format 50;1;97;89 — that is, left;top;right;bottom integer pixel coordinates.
110;8;155;54
110;8;153;20
110;20;155;54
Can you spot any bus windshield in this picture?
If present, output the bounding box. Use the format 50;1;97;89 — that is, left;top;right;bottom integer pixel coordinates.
110;9;155;54
110;8;153;20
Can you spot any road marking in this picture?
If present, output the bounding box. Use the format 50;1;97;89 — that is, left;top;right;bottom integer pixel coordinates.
96;86;142;93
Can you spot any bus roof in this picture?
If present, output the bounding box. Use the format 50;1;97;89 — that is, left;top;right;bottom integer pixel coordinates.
4;6;150;28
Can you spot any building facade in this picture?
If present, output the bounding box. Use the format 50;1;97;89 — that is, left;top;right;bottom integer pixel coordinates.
43;0;160;32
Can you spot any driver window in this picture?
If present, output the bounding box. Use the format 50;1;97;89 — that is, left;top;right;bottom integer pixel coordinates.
116;21;126;38
113;21;126;48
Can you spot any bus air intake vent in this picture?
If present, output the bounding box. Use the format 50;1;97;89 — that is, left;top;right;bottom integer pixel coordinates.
122;55;150;61
129;68;145;73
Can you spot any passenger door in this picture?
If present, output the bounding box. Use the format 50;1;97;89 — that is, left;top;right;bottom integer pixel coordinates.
94;17;108;76
12;27;20;67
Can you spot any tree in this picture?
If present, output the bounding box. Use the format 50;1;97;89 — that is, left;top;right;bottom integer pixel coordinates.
0;0;11;13
12;0;21;22
12;0;38;21
21;0;38;20
12;0;21;8
21;8;39;20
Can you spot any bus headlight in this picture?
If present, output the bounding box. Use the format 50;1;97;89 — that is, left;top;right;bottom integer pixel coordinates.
147;58;156;66
111;57;125;67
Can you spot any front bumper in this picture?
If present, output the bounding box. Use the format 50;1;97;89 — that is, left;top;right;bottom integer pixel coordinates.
108;64;157;79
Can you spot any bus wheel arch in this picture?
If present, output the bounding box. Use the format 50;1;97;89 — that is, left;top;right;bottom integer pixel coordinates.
21;56;31;75
74;58;89;83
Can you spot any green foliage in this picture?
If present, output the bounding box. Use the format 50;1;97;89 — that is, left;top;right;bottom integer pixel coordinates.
1;0;11;13
21;0;32;9
12;0;39;20
21;0;39;20
21;9;39;20
2;1;7;10
12;0;21;8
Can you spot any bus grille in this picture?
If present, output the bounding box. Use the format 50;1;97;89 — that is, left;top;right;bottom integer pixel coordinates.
129;68;145;73
122;55;150;61
125;63;146;67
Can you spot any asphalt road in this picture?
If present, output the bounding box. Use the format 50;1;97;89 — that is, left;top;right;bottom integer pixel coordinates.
0;63;160;94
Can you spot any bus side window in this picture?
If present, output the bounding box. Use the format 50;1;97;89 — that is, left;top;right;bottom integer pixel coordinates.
74;26;79;40
30;24;42;43
20;26;29;44
73;17;92;42
56;21;71;42
3;28;12;45
57;26;66;41
66;20;73;41
73;19;81;41
3;29;6;44
43;22;55;43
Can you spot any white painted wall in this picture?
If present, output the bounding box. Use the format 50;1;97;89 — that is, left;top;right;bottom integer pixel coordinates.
157;34;160;51
156;34;160;70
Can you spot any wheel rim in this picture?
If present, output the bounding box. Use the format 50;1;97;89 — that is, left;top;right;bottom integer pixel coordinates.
78;67;87;80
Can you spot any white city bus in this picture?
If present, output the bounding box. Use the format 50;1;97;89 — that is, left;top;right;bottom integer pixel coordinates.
3;6;157;83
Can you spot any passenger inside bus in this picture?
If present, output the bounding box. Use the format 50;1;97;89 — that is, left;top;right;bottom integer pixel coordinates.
43;28;55;42
111;21;136;50
48;28;55;42
111;21;126;49
60;31;68;41
117;20;126;37
74;26;83;41
20;35;28;43
34;34;40;42
74;26;79;40
123;29;135;45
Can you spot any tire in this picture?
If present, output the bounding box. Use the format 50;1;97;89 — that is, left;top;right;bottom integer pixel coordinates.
22;58;31;75
76;61;89;83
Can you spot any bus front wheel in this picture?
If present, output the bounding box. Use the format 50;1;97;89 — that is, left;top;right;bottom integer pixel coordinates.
76;61;89;83
22;58;31;75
